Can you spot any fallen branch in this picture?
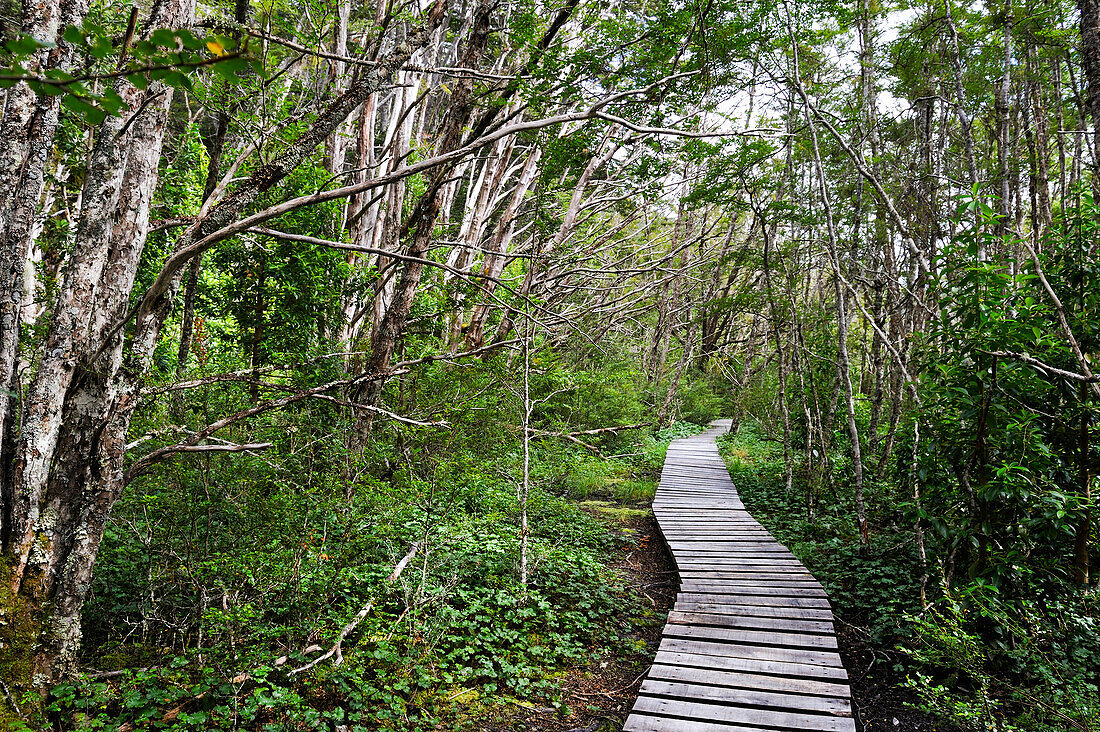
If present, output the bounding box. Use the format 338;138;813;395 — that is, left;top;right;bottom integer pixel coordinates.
289;541;421;675
85;666;156;680
556;423;651;437
150;442;274;456
526;422;651;438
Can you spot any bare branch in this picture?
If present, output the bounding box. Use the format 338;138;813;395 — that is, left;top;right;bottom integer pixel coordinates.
979;350;1100;383
289;542;421;675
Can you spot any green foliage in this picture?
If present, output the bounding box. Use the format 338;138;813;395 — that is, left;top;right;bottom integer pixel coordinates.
49;345;667;730
719;421;927;644
1;20;262;125
906;584;1100;731
675;372;732;426
717;191;1100;730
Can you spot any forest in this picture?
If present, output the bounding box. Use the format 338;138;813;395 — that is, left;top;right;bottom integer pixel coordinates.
1;0;1099;727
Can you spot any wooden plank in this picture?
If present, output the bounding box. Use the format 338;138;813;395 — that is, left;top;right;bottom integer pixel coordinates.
654;650;849;681
666;610;834;634
672;600;835;621
675;579;825;590
676;571;820;584
631;696;856;732
661;623;839;650
667;540;793;548
640;679;851;716
667;540;790;547
673;559;814;572
667;540;783;545
658;637;844;668
674;578;822;588
673;560;810;569
646;663;850;698
678;582;829;598
670;552;800;561
624;713;777;732
676;592;833;609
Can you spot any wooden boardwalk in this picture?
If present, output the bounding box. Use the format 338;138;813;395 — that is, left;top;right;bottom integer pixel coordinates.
624;420;856;732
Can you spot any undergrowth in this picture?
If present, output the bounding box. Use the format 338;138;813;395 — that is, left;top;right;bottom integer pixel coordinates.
45;343;716;732
718;419;1100;732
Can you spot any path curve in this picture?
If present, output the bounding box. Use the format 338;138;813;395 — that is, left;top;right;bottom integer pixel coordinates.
624;420;856;732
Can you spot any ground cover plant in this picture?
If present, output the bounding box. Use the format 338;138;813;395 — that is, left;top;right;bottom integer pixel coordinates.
36;348;716;730
720;419;1100;731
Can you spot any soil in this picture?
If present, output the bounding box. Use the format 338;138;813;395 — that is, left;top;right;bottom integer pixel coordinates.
838;623;967;732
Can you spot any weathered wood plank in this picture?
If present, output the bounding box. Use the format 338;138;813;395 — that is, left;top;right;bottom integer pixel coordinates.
654;649;849;681
646;663;850;698
672;600;835;621
658;637;844;668
625;421;853;732
676;572;821;585
639;679;852;715
631;696;856;732
624;713;780;732
661;623;840;650
666;610;834;634
677;582;829;598
676;592;833;609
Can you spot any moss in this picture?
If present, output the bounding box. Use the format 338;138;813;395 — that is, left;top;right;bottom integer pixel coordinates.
578;500;652;521
0;558;47;726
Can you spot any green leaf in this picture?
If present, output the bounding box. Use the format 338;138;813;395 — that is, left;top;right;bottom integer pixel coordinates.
164;71;193;91
149;29;180;48
223;56;250;73
32;81;66;97
43;68;74;82
62;94;107;125
63;25;86;45
5;34;48;56
176;29;205;51
98;90;128;115
213;56;251;80
88;35;115;60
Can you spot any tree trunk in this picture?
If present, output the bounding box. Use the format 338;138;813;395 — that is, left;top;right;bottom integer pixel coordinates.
1075;372;1092;585
789;9;869;548
1;0;187;692
0;0;92;530
465;146;541;348
495;130;621;346
1078;0;1100;180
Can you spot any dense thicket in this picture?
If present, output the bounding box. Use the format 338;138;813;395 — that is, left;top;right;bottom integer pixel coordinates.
1;0;1100;727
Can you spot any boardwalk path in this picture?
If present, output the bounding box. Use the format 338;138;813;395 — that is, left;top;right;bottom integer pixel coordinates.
624;421;856;732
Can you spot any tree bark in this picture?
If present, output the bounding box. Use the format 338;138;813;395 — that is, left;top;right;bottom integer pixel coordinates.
788;5;869;547
0;0;92;538
465;146;541;348
1078;0;1100;181
1;0;190;691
